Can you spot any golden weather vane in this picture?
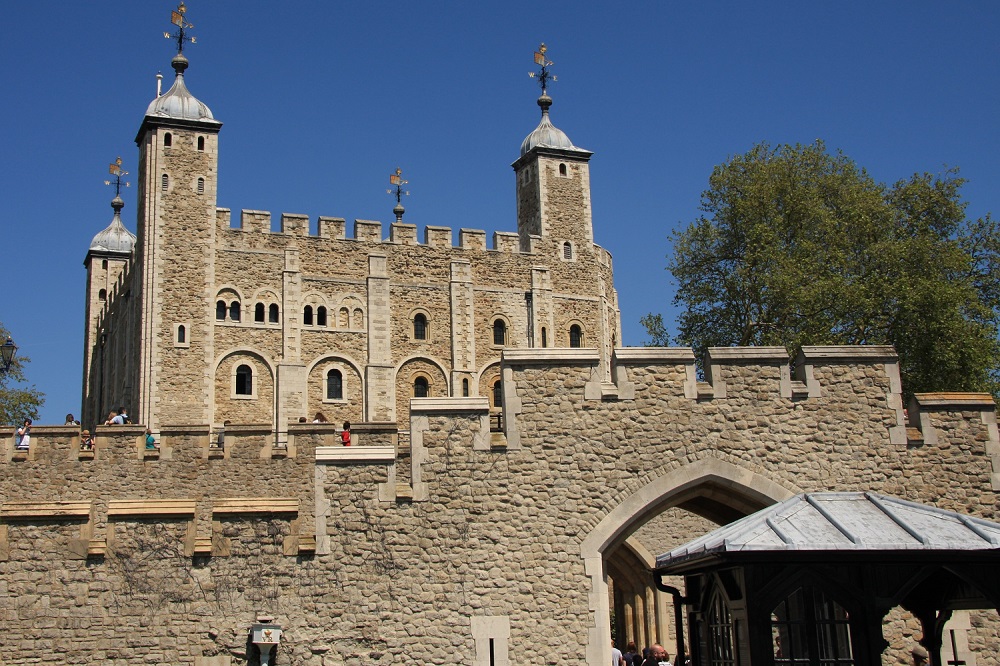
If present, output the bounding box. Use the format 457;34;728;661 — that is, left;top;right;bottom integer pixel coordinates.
528;43;557;95
387;168;410;205
164;2;196;54
104;157;130;198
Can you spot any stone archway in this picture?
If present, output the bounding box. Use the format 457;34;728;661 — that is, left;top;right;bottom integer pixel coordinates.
580;457;798;666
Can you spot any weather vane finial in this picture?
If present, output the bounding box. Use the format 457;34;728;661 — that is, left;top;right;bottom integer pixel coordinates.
163;2;196;54
387;168;410;223
528;43;556;95
104;157;130;198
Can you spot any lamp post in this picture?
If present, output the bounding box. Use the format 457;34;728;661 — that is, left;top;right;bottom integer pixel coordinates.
0;336;16;373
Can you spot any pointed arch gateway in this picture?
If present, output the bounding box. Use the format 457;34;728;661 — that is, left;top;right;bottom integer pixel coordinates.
580;457;797;666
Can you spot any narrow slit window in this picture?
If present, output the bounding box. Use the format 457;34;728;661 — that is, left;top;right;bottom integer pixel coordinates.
164;132;172;147
317;306;327;327
558;162;567;176
413;313;427;340
541;327;547;348
326;369;343;400
254;303;265;322
161;174;169;191
493;319;507;346
462;378;469;397
197;136;205;151
569;324;583;348
563;241;573;260
197;177;205;194
303;305;313;326
229;301;241;322
268;303;279;323
235;364;253;396
492;380;502;408
216;300;227;321
177;325;186;343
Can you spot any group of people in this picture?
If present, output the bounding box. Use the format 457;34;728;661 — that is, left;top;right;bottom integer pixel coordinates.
304;412;352;445
13;408;141;453
613;641;674;666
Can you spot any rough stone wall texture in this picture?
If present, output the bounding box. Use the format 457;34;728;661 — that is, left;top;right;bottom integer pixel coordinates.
4;354;1000;664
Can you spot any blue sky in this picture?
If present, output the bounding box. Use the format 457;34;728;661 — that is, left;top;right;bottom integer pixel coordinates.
2;2;998;424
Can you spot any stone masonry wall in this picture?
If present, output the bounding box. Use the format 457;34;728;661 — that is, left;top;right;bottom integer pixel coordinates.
5;349;997;665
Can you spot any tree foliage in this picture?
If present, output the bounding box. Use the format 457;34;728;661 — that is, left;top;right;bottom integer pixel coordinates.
648;141;1000;399
0;321;44;425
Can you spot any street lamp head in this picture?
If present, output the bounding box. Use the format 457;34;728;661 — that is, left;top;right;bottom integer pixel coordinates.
0;336;17;373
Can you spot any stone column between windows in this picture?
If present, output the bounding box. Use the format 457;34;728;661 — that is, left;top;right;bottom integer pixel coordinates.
531;267;553;348
366;253;394;422
450;261;475;389
276;247;305;445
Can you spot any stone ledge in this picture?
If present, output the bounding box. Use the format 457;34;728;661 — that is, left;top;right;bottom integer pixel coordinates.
213;498;299;514
107;499;196;517
1;501;91;519
409;397;489;414
614;347;696;363
501;348;600;365
159;424;212;436
799;345;897;362
706;346;788;363
315;446;396;464
913;393;995;409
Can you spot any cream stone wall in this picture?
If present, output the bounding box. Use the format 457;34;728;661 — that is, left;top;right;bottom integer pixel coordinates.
7;350;999;665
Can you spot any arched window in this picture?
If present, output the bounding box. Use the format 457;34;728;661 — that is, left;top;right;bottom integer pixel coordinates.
339;307;349;328
102;259;108;270
161;174;169;191
413;313;427;340
353;308;364;329
413;376;429;398
492;379;502;409
254;303;265;322
563;241;573;260
326;369;343;400
493;319;507;346
197;136;205;151
317;306;327;327
708;591;737;666
462;378;469;397
164;132;172;147
771;587;854;666
268;303;279;323
197;177;205;195
541;327;547;348
558;162;567;176
216;300;227;321
229;302;241;322
99;288;107;301
235;364;253;396
303;305;313;326
569;324;583;348
177;325;186;343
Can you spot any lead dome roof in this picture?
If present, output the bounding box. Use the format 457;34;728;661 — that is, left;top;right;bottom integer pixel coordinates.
145;54;216;122
520;94;581;157
89;197;136;255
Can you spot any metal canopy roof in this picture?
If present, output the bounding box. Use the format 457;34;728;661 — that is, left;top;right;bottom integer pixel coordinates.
655;492;1000;570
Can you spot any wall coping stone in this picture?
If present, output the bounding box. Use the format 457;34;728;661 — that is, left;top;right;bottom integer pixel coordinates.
799;345;898;361
1;501;91;519
913;393;995;409
410;397;489;414
502;348;600;365
614;348;696;363
706;347;788;363
107;499;196;517
160;424;211;436
316;446;397;464
213;498;299;514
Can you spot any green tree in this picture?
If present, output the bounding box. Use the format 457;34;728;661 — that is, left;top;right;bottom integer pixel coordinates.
647;141;1000;399
0;322;44;425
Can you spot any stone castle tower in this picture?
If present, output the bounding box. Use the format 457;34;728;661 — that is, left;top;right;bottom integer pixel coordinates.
81;40;620;443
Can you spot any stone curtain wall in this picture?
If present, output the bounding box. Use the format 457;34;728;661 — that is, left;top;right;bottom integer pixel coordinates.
2;347;998;665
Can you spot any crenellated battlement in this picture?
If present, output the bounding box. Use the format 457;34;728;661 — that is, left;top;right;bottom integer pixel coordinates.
214;207;612;258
